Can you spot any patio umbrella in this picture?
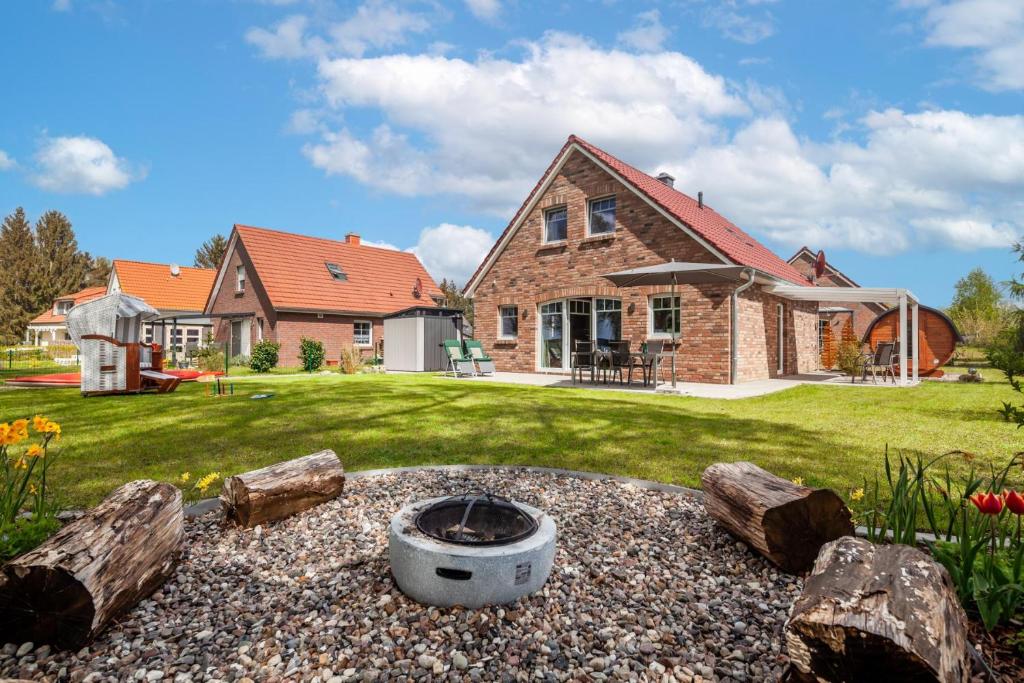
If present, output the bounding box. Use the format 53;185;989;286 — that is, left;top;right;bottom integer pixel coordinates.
601;261;752;389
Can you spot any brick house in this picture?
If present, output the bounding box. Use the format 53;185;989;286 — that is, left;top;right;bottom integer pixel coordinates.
108;260;217;356
463;135;822;384
787;247;887;348
25;285;106;346
204;224;443;367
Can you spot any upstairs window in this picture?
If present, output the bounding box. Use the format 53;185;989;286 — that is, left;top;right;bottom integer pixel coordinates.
588;196;616;235
235;265;246;292
55;300;72;315
544;207;567;243
326;262;347;281
499;305;518;339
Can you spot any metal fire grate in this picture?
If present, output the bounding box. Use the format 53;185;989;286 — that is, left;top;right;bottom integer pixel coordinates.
414;492;539;546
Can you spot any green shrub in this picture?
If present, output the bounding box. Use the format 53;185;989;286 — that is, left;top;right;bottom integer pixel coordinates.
196;348;224;372
299;337;325;372
835;339;864;378
339;345;364;374
250;341;281;373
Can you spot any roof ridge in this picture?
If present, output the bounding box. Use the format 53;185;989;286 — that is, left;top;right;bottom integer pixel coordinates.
114;258;214;272
236;223;415;257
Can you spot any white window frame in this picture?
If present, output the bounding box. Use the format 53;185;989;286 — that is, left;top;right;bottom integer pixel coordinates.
55;301;72;315
587;195;617;236
777;303;784;374
353;320;373;347
542;206;568;244
648;295;681;339
498;305;519;340
235;265;246;292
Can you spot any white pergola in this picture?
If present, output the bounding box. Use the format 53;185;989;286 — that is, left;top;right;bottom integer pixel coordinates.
766;286;920;386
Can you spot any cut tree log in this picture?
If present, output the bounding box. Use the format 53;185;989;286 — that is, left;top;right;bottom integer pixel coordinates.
220;449;345;528
784;536;972;682
701;461;853;573
0;480;183;650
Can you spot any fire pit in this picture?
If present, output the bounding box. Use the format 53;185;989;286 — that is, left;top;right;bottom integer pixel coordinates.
389;492;556;608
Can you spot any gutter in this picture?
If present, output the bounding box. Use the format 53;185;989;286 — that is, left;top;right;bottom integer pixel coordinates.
729;268;756;385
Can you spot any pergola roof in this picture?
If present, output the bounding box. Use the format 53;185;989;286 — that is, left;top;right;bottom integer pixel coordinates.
766;285;918;305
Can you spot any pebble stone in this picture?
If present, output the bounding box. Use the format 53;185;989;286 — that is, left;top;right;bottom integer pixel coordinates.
0;470;801;681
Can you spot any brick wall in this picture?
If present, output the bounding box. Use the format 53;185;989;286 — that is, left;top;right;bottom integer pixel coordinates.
275;313;382;367
472;149;807;384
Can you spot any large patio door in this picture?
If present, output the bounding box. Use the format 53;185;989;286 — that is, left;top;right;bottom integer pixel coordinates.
568;299;592;359
540;302;564;369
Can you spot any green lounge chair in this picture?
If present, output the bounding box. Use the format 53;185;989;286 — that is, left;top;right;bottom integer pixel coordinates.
443;339;476;377
464;339;495;375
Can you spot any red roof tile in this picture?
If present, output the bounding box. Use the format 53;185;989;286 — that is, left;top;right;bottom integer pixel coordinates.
466;135;809;291
29;286;107;325
230;225;442;315
113;260;216;312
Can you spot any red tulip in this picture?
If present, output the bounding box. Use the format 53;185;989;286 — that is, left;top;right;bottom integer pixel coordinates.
1003;490;1024;515
969;492;1004;516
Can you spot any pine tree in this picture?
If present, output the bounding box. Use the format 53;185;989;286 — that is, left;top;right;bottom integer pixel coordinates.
86;255;112;287
438;278;474;327
0;208;40;344
194;234;227;269
33;210;90;309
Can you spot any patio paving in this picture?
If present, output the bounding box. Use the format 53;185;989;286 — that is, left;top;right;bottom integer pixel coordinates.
455;370;914;399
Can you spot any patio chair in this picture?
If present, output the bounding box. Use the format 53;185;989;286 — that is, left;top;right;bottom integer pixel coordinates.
861;341;896;384
464;339;495;375
443;339;476;377
604;340;637;385
570;340;597;384
644;339;673;385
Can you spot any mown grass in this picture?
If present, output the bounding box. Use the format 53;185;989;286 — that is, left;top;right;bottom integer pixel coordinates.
1;373;1020;508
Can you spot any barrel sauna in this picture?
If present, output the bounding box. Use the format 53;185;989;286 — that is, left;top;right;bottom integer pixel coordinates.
862;305;962;378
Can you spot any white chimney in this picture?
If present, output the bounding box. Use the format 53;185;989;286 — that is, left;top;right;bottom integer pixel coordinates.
655;172;675;188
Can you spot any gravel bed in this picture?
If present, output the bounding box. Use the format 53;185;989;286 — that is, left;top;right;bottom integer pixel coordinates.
1;470;801;682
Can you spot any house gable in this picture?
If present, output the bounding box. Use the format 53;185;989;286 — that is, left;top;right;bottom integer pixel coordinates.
204;229;278;325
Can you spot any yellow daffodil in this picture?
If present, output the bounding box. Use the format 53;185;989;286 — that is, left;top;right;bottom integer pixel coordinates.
850;488;865;502
28;483;37;496
179;472;191;484
12;419;28;433
791;477;804;486
196;472;220;493
43;421;61;435
26;444;44;458
32;415;47;432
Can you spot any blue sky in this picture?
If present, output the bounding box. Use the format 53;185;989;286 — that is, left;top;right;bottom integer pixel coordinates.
1;0;1022;305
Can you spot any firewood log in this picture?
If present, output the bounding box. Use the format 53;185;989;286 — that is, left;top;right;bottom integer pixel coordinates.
0;480;183;650
220;450;345;528
784;536;972;682
701;461;853;573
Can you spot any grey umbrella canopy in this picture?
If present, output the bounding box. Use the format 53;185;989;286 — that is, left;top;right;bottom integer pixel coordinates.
601;261;753;388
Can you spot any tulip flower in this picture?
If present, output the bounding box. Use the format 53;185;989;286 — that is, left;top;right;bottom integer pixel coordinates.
969;491;1004;516
1004;490;1024;516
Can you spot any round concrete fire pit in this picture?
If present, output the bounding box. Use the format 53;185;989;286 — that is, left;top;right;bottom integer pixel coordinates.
389;493;556;608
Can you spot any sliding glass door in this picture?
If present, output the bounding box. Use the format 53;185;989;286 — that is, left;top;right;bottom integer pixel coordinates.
540;302;564;369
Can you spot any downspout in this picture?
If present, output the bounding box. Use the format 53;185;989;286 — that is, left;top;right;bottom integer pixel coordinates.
729;268;756;385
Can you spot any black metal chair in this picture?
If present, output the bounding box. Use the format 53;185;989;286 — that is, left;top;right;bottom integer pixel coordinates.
861;341;896;384
570;340;597;384
603;340;635;385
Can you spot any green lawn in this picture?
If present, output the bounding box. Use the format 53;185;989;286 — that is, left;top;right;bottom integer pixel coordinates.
1;373;1021;508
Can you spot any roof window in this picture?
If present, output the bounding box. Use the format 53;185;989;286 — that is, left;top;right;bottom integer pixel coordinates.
326;262;347;281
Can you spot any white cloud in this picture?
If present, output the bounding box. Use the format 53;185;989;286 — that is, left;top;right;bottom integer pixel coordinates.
409;223;494;285
464;0;501;23
361;238;401;250
617;10;670;52
246;1;430;60
912;0;1024;91
700;1;776;44
31;135;142;195
0;151;14;171
660;110;1023;253
305;32;747;213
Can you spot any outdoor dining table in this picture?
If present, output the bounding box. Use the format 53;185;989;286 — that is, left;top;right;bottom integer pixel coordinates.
593;350;669;388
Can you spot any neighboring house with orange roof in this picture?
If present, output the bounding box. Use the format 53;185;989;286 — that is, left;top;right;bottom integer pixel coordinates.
25;285;107;347
463;135;822;384
204;224;443;366
108;259;217;357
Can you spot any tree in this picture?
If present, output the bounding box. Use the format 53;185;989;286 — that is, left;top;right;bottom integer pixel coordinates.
947;267;1007;345
32;210;91;310
85;255;112;287
194;234;227;269
438;278;474;328
0;208;39;344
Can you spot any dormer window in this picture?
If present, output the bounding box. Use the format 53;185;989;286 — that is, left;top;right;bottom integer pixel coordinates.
326;262;347;281
55;300;73;315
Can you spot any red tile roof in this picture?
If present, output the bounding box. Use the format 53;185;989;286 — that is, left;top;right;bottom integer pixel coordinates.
113;260;216;312
466;135;809;291
228;224;443;315
29;286;107;325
